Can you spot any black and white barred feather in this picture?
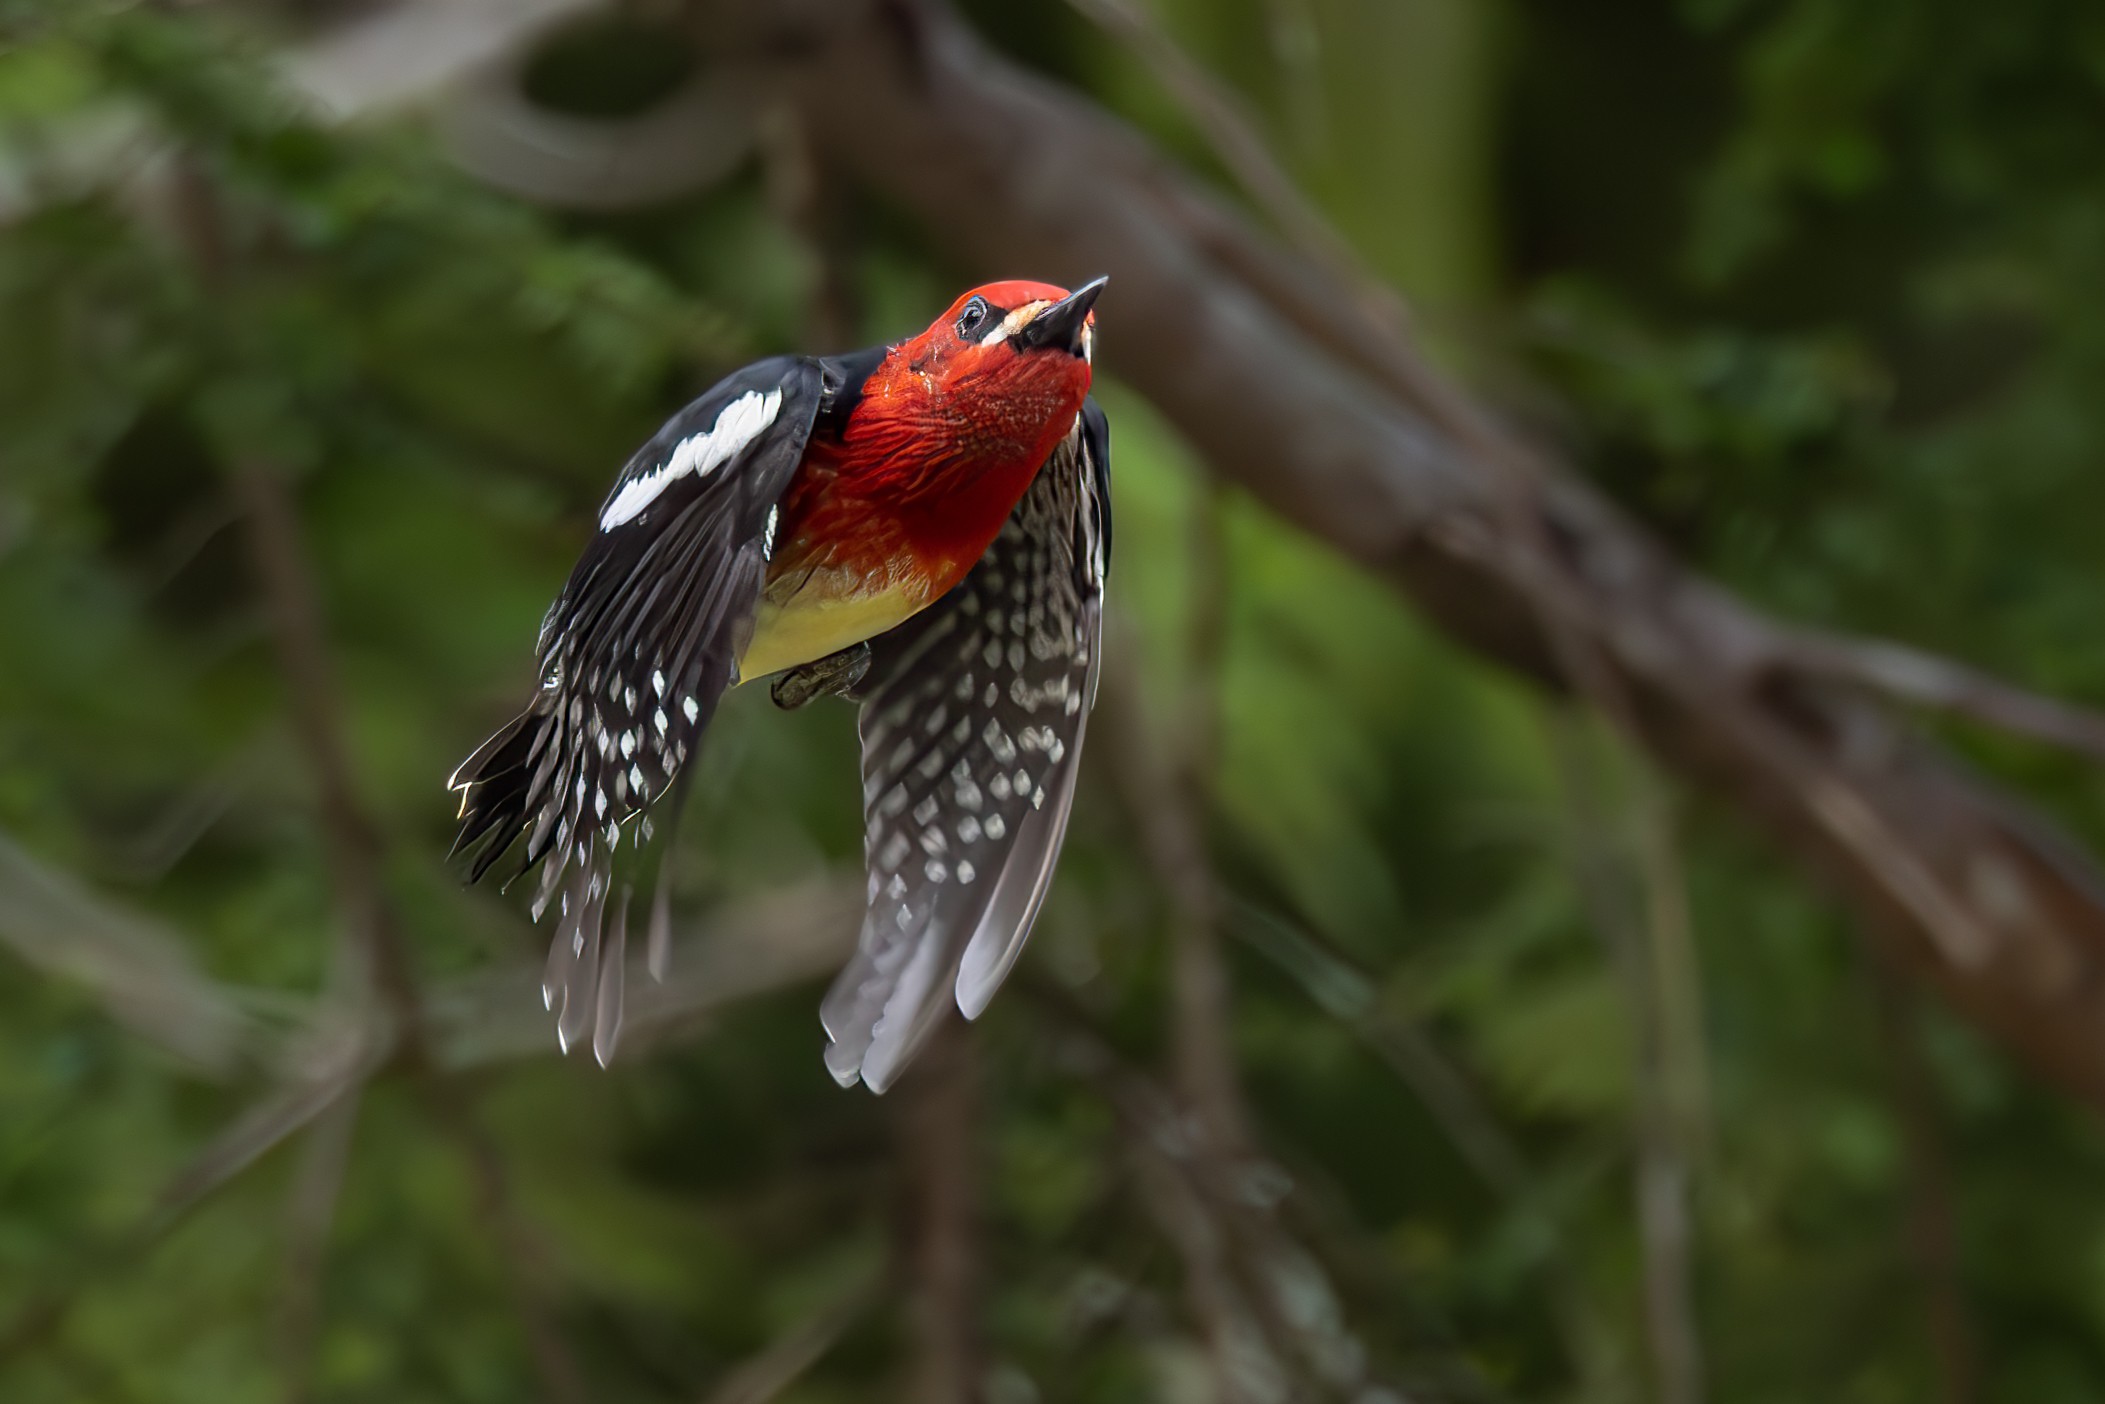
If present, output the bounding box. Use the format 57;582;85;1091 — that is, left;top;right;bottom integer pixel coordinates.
449;352;1111;1090
821;400;1112;1091
449;358;824;1064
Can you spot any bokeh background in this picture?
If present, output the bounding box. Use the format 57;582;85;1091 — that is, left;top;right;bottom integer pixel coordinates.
6;1;2105;1401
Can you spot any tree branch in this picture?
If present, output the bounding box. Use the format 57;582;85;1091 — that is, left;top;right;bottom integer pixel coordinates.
230;459;425;1040
700;1263;885;1404
1866;955;1979;1404
1101;482;1263;1398
1781;631;2105;767
201;154;587;1387
1035;988;1426;1401
1223;895;1620;1393
277;1091;363;1404
1550;719;1705;1404
231;455;591;1404
1058;0;1403;333
693;0;2105;1110
898;1016;982;1404
0;829;254;1073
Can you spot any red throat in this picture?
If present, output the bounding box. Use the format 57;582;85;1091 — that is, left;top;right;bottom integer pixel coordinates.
768;283;1094;603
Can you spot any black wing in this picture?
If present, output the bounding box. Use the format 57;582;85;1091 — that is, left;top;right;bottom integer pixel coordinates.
448;355;826;1063
821;400;1112;1091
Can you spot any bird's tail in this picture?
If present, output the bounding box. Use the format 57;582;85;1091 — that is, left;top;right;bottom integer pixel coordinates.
447;699;555;885
449;676;695;1067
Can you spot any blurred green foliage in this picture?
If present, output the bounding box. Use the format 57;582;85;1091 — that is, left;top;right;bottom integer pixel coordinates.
4;1;2105;1401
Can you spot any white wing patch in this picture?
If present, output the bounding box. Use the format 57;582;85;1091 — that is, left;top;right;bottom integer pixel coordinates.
599;388;782;531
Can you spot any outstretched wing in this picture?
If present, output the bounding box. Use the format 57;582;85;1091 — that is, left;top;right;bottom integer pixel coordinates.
448;355;824;1063
822;400;1112;1091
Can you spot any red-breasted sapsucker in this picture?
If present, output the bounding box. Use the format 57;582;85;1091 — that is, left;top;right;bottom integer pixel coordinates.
449;278;1111;1091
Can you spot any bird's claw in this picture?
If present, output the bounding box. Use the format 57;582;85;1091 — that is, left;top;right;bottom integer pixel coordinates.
770;643;873;710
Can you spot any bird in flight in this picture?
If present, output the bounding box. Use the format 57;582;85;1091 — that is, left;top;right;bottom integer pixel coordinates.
448;278;1111;1091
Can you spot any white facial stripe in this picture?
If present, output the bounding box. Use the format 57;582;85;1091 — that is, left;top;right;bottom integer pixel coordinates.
600;387;782;530
979;299;1053;346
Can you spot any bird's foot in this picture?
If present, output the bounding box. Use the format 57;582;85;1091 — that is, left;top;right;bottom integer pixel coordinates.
770;643;873;710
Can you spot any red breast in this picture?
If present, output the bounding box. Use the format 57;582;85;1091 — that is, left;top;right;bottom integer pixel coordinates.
769;280;1097;605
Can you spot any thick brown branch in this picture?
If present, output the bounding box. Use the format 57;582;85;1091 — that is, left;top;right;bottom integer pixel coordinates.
696;0;2105;1110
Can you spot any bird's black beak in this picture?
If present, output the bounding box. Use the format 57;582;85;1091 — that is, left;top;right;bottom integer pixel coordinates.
1016;276;1107;356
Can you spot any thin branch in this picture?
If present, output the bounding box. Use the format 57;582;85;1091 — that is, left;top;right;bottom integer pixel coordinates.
1124;1134;1289;1404
1866;957;1979;1404
1221;897;1528;1197
1034;986;1424;1402
1548;718;1704;1404
280;0;601;121
1225;892;1630;1375
232;459;591;1403
1223;894;1626;1393
200;187;585;1398
0;828;254;1073
758;101;860;355
1632;774;1708;1151
0;1051;372;1369
1164;484;1247;1159
1105;659;1247;1153
699;1264;887;1404
229;458;424;1038
157;1031;384;1221
424;877;862;1069
100;751;247;884
1101;480;1261;1399
0;862;859;1079
898;1015;983;1404
228;456;460;1396
1060;0;1406;335
277;1091;364;1404
1783;632;2105;767
437;1087;592;1404
1101;488;1248;1157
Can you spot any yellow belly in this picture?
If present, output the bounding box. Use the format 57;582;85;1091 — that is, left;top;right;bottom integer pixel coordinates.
737;574;926;682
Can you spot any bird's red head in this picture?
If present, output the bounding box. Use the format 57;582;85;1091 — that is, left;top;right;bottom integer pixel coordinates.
779;277;1106;598
903;277;1104;387
839;276;1105;506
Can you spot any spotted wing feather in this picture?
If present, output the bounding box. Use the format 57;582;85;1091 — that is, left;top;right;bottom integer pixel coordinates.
449;356;824;1063
822;400;1112;1092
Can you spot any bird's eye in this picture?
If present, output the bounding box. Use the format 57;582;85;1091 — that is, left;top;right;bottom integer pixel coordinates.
955;297;991;340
